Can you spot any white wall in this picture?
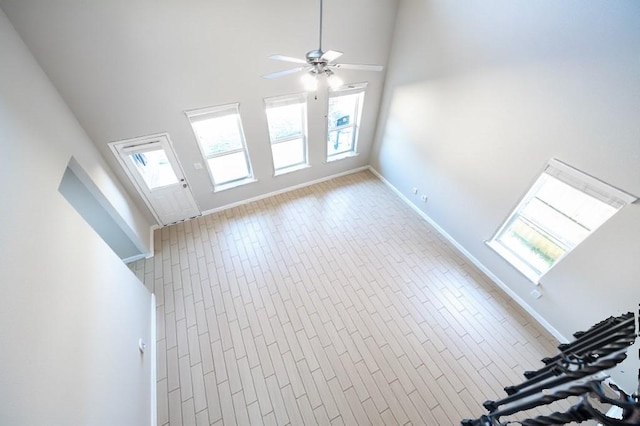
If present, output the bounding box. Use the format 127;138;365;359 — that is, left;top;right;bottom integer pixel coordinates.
0;0;399;222
371;0;640;391
59;165;142;260
0;9;153;425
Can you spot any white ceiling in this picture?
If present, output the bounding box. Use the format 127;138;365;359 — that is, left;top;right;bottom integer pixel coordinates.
1;0;399;218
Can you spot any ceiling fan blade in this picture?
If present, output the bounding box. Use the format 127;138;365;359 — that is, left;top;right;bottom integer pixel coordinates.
321;50;343;63
262;67;307;79
268;54;308;64
331;63;384;71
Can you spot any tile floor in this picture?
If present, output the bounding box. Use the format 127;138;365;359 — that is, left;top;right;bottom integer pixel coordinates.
130;170;579;425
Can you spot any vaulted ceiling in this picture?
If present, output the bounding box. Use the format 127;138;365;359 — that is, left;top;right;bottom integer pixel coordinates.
1;0;399;219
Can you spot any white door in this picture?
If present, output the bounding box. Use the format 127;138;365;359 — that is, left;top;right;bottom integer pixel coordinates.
110;133;201;226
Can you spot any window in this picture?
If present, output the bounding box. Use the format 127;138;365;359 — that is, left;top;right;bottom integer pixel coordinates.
265;93;308;174
326;83;367;161
487;159;636;283
129;149;178;190
186;103;254;190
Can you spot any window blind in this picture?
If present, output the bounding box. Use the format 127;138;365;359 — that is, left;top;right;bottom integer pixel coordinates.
545;159;637;208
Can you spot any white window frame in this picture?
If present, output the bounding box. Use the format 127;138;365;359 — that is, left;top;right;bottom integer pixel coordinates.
264;93;309;175
326;82;367;162
185;103;255;191
487;159;637;284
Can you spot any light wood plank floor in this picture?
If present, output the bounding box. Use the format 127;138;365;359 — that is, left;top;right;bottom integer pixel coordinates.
131;170;579;425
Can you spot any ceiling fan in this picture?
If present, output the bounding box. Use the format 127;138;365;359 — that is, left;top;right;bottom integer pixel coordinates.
262;0;384;91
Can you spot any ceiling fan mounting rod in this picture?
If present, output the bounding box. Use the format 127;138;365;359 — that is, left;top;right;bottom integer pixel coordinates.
318;0;323;52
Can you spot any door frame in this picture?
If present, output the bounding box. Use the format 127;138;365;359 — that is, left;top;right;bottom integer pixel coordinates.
109;133;200;226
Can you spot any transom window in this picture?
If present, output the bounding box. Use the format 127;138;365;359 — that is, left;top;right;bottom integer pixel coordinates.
326;83;367;161
265;93;308;174
185;103;254;191
487;159;636;283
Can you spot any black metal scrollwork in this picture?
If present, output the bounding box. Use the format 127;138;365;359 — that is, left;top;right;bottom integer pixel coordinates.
461;309;640;426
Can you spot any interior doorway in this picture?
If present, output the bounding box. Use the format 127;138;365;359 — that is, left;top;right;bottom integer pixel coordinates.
59;158;147;263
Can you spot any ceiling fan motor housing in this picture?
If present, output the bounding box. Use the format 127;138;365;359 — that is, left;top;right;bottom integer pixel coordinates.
306;50;325;64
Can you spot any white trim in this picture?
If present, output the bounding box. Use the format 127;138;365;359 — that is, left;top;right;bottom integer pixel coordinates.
201;166;369;216
274;163;311;177
548;158;637;205
146;224;160;258
213;177;258;193
264;92;307;108
327;151;360;163
150;293;157;426
184;102;240;121
485;240;542;285
367;166;569;344
122;253;148;264
329;81;368;96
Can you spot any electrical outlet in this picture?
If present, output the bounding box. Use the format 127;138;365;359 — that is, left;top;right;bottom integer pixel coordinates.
412;187;418;195
420;195;428;202
194;162;203;170
530;289;542;299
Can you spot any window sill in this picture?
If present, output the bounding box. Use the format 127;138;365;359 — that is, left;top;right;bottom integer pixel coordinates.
327;151;359;163
485;240;543;285
213;177;257;193
274;163;311;177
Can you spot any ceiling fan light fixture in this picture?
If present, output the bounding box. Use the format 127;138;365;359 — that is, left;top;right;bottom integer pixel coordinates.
326;72;343;90
301;72;318;92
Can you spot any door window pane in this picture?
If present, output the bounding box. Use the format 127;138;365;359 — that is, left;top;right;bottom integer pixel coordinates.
129;149;178;189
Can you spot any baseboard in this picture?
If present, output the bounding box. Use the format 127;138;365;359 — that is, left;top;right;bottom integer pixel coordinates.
122;253;148;264
150;293;157;426
146;225;160;259
367;166;569;344
201;166;370;216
